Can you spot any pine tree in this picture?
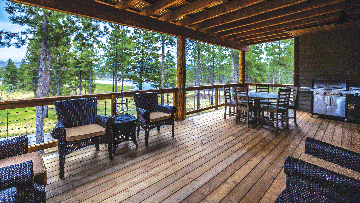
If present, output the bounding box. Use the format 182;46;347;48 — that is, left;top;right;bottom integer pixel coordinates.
102;23;134;92
128;29;160;90
159;34;175;104
2;59;19;89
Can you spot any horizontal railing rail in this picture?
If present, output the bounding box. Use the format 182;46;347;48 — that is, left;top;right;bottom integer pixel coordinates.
0;83;292;152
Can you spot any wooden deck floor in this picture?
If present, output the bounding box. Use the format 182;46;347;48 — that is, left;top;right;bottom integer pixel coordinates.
43;109;360;202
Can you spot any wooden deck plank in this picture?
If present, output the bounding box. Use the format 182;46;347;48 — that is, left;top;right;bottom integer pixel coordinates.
41;109;360;203
258;114;323;202
216;113;312;202
180;111;306;203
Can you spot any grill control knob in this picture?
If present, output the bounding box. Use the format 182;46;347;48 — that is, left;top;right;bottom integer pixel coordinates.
339;93;343;96
323;92;327;95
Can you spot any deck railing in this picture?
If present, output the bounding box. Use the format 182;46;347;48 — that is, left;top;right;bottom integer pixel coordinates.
0;83;292;152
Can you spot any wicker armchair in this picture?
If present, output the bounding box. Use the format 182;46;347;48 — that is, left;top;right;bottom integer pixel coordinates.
51;98;113;179
275;156;360;203
0;135;46;202
133;93;177;146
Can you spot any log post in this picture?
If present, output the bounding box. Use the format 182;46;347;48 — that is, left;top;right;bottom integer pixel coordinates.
294;37;299;87
111;94;117;116
176;36;186;121
239;50;245;84
215;87;219;109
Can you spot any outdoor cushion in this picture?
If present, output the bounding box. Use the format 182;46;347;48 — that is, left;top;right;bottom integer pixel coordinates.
65;124;106;142
0;152;47;185
150;112;172;122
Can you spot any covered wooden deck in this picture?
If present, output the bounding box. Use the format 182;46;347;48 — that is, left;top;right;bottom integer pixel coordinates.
43;109;360;202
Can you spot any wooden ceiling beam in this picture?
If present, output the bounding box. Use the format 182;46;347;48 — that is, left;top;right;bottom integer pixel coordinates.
8;0;245;49
160;0;224;22
244;35;293;45
115;0;137;9
219;2;346;38
210;0;344;34
140;0;184;16
178;0;263;26
194;0;307;31
230;12;341;40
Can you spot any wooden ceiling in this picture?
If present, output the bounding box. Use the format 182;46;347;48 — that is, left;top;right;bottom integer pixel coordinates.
9;0;360;50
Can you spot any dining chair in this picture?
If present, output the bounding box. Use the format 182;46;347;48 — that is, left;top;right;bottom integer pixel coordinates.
224;84;237;119
261;88;291;129
235;86;260;127
287;86;299;124
256;84;273;106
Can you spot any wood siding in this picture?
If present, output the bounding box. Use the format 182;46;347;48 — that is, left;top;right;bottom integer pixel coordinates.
297;23;360;111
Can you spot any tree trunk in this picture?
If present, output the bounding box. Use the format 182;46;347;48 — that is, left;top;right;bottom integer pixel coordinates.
278;41;281;84
114;69;117;92
43;48;51;118
161;36;165;105
79;70;82;95
272;69;275;92
36;14;49;145
211;61;215;105
231;49;235;83
196;43;201;110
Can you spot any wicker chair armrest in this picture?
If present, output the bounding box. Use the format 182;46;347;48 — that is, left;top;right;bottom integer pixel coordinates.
0;187;17;202
305;137;360;172
137;107;150;120
51;121;66;141
284;156;360;198
0;161;33;190
155;105;177;115
95;115;113;128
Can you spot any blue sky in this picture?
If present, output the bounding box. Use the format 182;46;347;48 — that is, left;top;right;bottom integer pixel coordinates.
0;0;28;63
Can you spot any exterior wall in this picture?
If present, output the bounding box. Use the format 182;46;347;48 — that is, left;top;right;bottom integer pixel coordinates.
296;24;360;112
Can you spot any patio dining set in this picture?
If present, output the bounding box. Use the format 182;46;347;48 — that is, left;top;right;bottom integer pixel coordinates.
0;92;176;202
224;83;298;129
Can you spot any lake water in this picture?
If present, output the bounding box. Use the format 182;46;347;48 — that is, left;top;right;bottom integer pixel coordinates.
95;80;155;90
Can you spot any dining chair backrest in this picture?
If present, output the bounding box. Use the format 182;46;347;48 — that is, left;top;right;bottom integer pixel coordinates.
235;86;251;108
288;86;299;107
256;84;270;93
224;84;232;104
277;88;291;110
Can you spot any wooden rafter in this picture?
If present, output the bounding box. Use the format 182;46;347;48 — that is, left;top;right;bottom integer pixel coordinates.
222;2;346;38
210;0;345;35
194;0;307;31
115;0;138;9
8;0;245;49
245;35;292;45
140;0;184;16
160;0;224;22
177;0;264;26
231;12;342;40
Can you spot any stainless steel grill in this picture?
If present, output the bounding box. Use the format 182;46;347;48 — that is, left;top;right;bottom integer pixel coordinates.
311;80;348;118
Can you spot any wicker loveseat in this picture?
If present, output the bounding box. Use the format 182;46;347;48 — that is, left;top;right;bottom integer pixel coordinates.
0;135;46;202
276;138;360;202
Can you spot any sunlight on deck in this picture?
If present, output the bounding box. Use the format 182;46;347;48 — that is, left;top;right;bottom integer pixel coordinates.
42;109;360;202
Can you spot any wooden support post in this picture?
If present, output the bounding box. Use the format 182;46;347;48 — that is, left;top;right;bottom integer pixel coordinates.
176;36;186;121
111;94;117;116
239;50;245;84
215;87;219;109
294;37;299;87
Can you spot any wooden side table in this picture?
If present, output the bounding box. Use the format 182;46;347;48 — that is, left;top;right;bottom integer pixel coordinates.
110;114;138;154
